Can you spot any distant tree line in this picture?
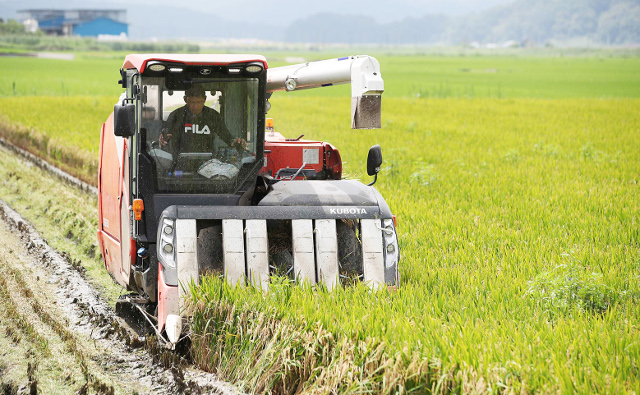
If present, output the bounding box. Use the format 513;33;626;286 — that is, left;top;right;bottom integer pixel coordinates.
0;18;35;35
284;0;640;45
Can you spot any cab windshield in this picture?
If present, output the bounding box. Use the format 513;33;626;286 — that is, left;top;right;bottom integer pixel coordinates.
140;77;260;194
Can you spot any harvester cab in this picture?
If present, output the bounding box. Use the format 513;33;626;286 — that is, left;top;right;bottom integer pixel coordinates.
98;54;400;344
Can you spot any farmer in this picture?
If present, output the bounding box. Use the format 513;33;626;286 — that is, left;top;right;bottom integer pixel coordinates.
159;85;246;153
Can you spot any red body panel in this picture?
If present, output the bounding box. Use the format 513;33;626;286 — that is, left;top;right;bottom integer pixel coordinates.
261;139;342;180
98;113;121;241
99;230;121;279
157;265;178;333
122;54;268;73
97;112;133;288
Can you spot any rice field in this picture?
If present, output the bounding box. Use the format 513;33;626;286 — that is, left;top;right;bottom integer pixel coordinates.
188;96;640;393
0;50;638;393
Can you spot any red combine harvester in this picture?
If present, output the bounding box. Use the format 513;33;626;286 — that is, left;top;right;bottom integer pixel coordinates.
97;54;399;344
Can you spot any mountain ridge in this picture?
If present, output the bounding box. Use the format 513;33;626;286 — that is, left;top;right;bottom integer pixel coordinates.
1;0;638;44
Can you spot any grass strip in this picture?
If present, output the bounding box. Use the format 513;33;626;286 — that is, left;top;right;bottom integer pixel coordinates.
0;146;122;305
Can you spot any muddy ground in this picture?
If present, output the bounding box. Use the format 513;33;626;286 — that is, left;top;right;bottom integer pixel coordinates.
0;142;241;394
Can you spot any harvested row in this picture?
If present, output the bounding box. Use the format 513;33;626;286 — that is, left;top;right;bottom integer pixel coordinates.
0;147;241;394
0;217;115;393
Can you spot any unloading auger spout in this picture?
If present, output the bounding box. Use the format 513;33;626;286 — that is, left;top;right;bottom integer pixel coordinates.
266;55;384;129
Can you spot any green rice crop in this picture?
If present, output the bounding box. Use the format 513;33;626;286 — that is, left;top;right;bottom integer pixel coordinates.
0;56;123;96
381;55;640;99
0;95;115;183
1;53;639;98
188;96;640;393
0;95;114;152
269;54;640;99
0;52;638;392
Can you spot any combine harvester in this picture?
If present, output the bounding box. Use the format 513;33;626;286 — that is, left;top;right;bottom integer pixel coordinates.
97;54;400;344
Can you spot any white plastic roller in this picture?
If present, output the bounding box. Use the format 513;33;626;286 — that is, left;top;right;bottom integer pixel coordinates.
314;219;339;290
292;219;316;285
361;219;385;290
223;219;245;286
245;219;270;291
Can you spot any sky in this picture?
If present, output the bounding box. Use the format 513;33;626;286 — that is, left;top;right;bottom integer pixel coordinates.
1;0;514;24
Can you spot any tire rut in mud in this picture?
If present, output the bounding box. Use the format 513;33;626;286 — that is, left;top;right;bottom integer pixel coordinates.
0;199;239;394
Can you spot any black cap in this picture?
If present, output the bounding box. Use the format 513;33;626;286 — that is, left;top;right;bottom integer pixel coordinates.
184;85;206;98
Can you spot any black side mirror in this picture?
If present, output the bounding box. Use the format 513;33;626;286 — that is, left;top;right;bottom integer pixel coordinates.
367;145;382;176
367;144;382;186
118;68;127;88
114;103;136;137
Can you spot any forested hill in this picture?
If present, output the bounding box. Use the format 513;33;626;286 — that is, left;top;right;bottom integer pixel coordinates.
284;0;640;45
1;0;638;44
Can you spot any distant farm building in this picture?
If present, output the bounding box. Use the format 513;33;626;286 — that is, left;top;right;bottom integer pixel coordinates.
17;9;128;37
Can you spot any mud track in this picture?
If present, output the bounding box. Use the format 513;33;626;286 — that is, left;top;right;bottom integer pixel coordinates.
0;141;240;394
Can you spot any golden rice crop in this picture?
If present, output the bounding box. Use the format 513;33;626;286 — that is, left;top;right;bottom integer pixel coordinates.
0;53;638;393
188;96;640;393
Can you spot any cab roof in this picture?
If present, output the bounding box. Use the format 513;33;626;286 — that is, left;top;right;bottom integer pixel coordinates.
122;54;269;73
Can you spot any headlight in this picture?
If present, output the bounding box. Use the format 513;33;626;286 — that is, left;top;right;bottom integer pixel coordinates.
158;218;176;268
382;219;399;273
245;64;263;73
148;63;166;72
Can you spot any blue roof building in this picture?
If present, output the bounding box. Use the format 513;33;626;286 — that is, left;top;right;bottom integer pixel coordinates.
73;17;128;37
17;9;128;37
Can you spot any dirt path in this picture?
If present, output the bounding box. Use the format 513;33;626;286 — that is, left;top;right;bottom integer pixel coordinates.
0;143;240;394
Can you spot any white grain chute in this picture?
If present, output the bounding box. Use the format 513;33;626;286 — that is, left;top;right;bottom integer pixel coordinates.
267;55;384;129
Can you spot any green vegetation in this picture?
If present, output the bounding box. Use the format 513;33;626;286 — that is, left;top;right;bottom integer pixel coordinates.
0;95;114;183
187;96;640;393
2;53;640;98
0;56;122;96
383;55;640;98
0;19;27;35
0;147;121;305
0;51;638;392
2;52;638;184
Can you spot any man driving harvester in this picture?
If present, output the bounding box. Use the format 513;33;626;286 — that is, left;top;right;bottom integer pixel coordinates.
159;85;246;154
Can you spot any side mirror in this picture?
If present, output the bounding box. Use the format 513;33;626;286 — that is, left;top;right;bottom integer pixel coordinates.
114;103;136;137
366;145;382;186
367;145;382;176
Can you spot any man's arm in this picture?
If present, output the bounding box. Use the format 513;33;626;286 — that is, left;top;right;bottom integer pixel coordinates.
160;108;182;151
206;108;235;146
210;111;247;150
